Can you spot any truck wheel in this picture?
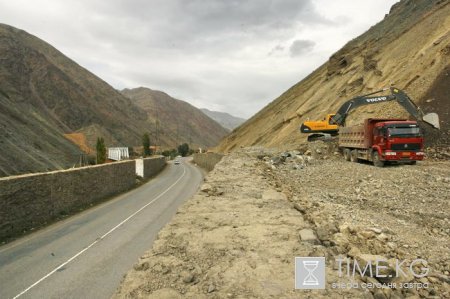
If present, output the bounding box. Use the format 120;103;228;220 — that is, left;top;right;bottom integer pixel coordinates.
343;149;351;161
350;150;358;162
372;152;384;167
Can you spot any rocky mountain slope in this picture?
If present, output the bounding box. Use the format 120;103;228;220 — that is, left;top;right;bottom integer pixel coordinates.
217;0;450;152
122;88;229;149
0;23;151;176
0;24;227;176
200;108;246;131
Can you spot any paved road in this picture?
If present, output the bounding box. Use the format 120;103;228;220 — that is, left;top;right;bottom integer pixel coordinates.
0;158;203;299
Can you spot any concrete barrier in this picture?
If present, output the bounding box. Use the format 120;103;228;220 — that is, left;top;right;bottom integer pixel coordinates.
192;153;224;171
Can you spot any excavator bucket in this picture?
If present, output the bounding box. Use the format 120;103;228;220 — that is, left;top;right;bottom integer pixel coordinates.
423;113;440;129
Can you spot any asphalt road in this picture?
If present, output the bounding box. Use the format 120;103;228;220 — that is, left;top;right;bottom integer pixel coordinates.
0;158;203;299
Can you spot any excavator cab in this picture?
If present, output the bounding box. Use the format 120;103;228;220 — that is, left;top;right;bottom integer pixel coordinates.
300;113;338;134
300;114;339;141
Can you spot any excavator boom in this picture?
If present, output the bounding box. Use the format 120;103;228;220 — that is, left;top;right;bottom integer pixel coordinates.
300;87;440;141
330;87;440;129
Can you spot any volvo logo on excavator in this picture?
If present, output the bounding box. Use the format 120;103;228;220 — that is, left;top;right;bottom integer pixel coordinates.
366;96;388;103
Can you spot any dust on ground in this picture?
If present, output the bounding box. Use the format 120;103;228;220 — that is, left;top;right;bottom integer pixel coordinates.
113;145;450;299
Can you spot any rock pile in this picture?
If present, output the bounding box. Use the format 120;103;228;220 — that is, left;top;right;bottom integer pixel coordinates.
268;150;450;298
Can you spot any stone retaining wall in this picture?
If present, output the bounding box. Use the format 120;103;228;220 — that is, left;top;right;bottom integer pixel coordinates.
142;156;166;178
0;157;166;243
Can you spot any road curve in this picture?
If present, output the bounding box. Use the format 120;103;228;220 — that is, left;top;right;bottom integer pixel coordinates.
0;158;203;299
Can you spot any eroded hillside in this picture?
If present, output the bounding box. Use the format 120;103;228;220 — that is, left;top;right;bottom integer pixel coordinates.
0;24;150;175
217;0;450;152
0;24;228;176
121;88;229;149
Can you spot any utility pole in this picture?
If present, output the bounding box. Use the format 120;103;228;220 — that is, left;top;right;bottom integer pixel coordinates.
154;103;160;154
176;119;180;146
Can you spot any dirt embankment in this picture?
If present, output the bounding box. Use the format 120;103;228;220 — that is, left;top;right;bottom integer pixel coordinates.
192;153;224;171
114;148;449;298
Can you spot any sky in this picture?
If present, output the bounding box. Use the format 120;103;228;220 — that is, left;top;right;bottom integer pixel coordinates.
0;0;398;118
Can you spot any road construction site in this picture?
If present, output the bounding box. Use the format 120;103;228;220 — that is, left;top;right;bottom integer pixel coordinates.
114;145;450;298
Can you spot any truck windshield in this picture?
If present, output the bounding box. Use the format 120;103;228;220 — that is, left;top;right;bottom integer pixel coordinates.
388;127;420;137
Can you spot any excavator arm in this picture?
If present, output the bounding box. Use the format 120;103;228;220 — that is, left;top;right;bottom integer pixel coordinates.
329;87;440;129
300;87;440;141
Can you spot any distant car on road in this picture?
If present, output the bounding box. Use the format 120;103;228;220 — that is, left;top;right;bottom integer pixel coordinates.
174;160;180;165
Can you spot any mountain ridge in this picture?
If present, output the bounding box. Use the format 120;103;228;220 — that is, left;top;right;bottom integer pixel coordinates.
200;108;246;131
0;24;227;177
121;87;229;149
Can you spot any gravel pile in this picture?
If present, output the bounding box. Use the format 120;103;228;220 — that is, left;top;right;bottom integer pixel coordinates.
263;143;450;298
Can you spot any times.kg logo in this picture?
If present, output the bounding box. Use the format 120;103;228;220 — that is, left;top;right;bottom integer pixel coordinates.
295;257;326;289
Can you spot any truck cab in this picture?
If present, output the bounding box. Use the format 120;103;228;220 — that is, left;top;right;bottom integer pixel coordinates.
372;121;424;163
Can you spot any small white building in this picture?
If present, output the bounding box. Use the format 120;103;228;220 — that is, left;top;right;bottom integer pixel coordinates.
108;147;129;161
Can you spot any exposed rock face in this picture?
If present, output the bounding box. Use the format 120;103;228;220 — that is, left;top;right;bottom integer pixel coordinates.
217;0;450;152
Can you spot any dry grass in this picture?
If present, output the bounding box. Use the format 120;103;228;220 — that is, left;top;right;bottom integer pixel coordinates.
64;133;94;154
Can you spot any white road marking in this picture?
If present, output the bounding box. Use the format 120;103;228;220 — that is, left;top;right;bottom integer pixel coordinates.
12;164;186;299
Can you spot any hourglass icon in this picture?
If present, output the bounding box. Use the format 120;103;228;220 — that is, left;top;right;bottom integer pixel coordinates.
302;260;319;286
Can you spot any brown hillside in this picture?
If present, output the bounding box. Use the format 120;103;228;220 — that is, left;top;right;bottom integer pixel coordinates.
0;24;226;177
63;133;94;154
0;23;151;176
217;0;450;152
0;24;148;146
121;88;229;149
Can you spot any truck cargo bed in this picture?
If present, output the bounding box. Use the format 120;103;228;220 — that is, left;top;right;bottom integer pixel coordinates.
339;124;367;149
339;118;406;149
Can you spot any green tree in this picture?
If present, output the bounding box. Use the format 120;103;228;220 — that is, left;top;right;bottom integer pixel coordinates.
142;133;151;157
96;137;107;164
162;149;177;159
177;143;190;157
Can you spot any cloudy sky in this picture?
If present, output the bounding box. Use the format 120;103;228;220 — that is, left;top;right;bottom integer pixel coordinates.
1;0;397;118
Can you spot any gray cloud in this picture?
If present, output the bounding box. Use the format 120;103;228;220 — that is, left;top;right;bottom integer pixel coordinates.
289;39;315;57
0;0;398;118
268;44;285;56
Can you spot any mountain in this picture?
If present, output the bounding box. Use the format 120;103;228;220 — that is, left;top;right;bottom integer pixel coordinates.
121;88;229;149
217;0;450;152
200;108;246;131
0;24;225;177
0;23;155;176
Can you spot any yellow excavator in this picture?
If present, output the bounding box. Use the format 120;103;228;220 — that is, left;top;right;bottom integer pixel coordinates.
300;87;440;141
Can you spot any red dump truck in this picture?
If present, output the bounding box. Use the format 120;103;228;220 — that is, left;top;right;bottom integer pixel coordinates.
339;119;425;167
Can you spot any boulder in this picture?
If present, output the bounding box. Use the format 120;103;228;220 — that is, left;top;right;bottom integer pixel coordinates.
299;229;320;244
